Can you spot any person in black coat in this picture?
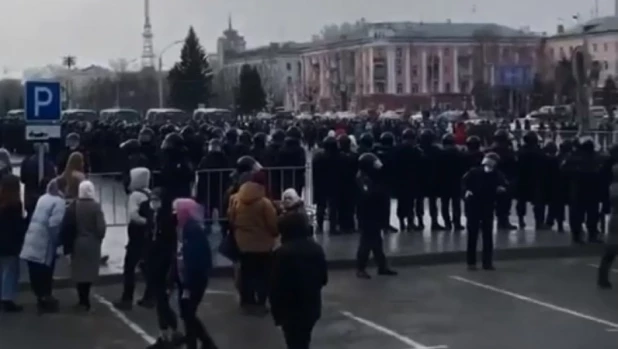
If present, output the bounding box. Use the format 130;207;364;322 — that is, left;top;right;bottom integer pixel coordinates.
393;128;423;231
439;134;466;231
355;153;397;279
462;152;507;270
515;132;547;230
271;189;327;349
0;174;27;312
486;130;517;230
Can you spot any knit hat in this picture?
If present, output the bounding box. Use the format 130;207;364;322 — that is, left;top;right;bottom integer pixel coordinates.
282;188;301;209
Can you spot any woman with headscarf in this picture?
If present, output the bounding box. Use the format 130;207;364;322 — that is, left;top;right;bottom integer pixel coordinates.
57;151;86;201
173;198;218;349
20;178;66;313
271;188;327;349
68;180;106;311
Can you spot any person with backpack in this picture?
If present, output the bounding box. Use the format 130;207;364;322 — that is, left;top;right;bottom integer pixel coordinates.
115;167;155;310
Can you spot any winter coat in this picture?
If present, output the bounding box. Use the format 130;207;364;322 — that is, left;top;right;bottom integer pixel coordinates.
228;181;279;252
70;198;106;283
270;210;327;326
20;193;66;266
20;154;56;211
0;203;27;256
176;218;212;291
606;165;618;246
0;148;12;178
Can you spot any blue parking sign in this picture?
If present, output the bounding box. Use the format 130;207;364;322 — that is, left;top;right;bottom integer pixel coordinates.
24;81;62;123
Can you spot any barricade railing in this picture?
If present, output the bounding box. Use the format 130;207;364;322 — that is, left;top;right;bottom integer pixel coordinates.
87;165;312;227
510;130;618;150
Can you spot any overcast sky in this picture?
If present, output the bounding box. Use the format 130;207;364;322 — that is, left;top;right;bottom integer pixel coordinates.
1;0;616;74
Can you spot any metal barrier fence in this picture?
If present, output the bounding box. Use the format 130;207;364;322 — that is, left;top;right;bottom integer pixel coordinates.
510;130;618;150
88;165;312;227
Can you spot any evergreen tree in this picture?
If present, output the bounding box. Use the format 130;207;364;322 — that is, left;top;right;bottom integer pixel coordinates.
237;64;266;115
471;80;492;110
167;27;212;110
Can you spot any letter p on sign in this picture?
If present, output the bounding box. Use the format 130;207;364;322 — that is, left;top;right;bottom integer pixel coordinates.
34;86;53;118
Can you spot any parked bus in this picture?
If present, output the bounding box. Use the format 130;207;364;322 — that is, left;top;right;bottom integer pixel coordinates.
145;108;190;125
100;108;141;123
192;108;233;123
61;109;98;122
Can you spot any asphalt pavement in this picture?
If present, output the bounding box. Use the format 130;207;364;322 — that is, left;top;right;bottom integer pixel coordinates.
3;257;617;349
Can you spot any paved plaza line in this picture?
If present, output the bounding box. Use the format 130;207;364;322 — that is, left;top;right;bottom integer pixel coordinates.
449;276;618;331
340;311;448;349
93;294;156;345
586;264;618;273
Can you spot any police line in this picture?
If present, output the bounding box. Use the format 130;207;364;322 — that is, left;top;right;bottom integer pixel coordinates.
86;165;312;227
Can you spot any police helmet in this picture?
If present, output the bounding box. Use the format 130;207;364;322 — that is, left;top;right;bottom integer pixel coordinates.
466;135;481;151
442;133;455;146
161;132;183;150
358;132;374;149
120;139;140;152
379;132;395;147
236;155;260;173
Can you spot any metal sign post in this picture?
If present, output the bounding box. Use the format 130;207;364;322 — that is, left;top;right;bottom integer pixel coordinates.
24;81;63;184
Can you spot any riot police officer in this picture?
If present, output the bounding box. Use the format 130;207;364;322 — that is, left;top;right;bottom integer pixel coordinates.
356;152;397;279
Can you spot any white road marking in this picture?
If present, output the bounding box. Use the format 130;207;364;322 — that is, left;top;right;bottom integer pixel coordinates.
94;294;156;345
587;263;618;273
450;276;618;330
206;289;236;296
340;311;448;349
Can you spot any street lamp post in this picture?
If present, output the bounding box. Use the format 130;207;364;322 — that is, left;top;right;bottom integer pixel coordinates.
157;40;184;108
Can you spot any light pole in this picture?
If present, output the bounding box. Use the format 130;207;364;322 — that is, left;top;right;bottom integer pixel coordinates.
157;40;184;108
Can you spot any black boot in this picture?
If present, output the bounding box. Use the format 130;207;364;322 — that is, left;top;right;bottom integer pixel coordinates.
1;300;23;313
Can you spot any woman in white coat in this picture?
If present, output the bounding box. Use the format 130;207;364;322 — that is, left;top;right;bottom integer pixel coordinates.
20;178;66;313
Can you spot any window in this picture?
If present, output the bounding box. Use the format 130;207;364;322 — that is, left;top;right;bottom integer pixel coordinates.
287;76;293;85
445;83;451;93
396;47;403;58
396;83;403;94
286;62;291;71
396;67;402;75
412;84;419;93
433;81;439;92
604;61;609;69
605;43;609;51
412;66;418;77
444;48;450;55
460;81;469;93
593;43;598;52
376;82;386;93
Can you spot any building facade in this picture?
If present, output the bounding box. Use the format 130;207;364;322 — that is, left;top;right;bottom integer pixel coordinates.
214;18;305;111
544;15;618;87
301;22;540;111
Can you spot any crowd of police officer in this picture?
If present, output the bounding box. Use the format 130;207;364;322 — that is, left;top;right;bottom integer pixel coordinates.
16;116;617;279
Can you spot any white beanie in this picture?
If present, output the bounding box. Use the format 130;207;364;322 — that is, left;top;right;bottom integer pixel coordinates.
327;130;336;137
282;188;301;208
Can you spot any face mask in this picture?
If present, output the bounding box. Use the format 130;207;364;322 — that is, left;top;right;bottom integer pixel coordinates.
373;160;383;169
483;165;493;172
